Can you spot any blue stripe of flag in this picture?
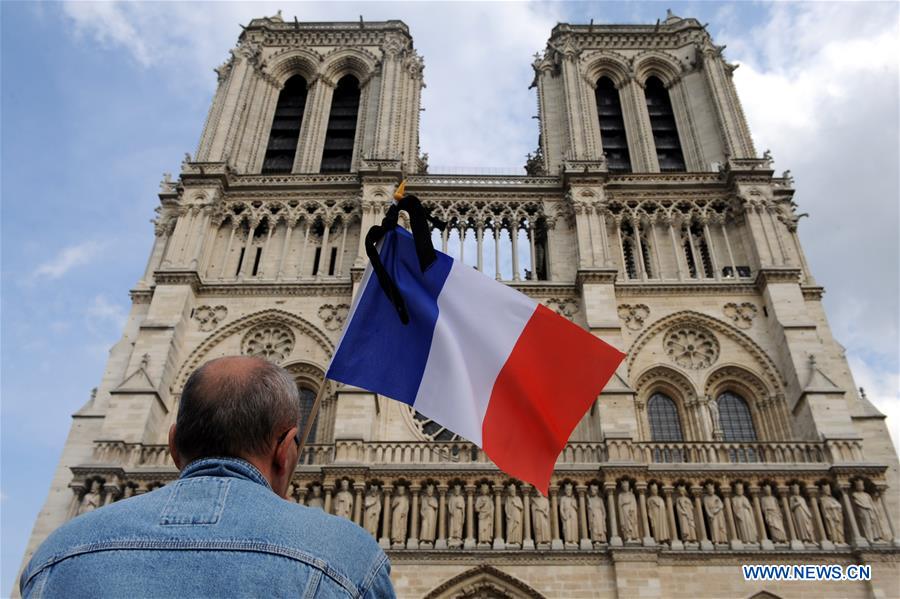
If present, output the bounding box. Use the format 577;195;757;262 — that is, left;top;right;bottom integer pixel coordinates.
326;228;454;405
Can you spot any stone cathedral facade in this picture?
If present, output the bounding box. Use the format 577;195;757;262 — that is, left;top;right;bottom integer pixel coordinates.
19;12;900;599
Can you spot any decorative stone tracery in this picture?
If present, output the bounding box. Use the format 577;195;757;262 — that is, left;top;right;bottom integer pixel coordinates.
664;326;719;369
618;303;650;330
242;324;295;361
723;302;758;329
317;303;350;331
193;305;228;331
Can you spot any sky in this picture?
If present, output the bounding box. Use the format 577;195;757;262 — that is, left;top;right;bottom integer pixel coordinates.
2;0;898;592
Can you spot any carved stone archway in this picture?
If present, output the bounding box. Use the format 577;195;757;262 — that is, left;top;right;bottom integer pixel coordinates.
424;565;547;599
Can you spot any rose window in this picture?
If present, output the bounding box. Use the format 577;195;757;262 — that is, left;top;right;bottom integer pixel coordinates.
663;326;719;369
242;324;295;362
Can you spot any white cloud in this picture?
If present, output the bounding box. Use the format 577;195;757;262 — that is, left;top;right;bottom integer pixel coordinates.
724;3;899;414
85;294;128;333
33;240;105;281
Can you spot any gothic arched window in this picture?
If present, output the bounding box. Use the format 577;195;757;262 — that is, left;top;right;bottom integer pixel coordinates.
297;385;319;444
262;75;308;174
644;76;686;172
595;77;631;172
717;391;757;441
648;393;684;441
320;75;360;173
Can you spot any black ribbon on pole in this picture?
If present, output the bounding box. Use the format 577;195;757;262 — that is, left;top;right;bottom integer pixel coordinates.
364;194;446;325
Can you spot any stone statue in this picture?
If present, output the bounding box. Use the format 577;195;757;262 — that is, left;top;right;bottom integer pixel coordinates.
819;484;845;544
851;479;884;542
706;395;721;436
531;491;552;545
559;483;579;545
646;483;669;542
390;486;410;546
419;484;438;544
618;480;639;542
675;486;696;542
505;484;524;546
475;483;494;545
363;485;382;537
731;483;757;543
122;485;135;500
703;484;727;544
334;479;354;519
761;485;787;542
79;480;103;515
306;484;324;510
587;484;607;542
286;483;297;503
448;484;465;547
789;484;814;542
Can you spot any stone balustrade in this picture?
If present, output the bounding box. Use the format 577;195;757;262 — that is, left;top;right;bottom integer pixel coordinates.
90;438;866;469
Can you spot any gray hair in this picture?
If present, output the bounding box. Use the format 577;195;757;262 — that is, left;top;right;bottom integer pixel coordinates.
174;356;301;462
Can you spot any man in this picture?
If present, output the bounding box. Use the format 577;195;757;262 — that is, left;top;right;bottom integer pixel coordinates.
20;356;395;598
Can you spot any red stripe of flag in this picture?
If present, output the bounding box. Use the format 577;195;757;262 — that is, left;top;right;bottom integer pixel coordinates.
482;304;626;495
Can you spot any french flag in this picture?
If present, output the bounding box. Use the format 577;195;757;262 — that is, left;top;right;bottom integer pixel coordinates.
327;227;625;494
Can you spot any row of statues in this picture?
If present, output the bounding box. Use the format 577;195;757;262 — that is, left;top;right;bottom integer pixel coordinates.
78;475;891;549
282;477;893;549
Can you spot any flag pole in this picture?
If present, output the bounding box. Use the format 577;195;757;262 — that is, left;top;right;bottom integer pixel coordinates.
297;379;329;458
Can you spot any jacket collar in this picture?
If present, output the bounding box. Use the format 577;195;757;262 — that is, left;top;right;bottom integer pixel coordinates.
179;456;272;491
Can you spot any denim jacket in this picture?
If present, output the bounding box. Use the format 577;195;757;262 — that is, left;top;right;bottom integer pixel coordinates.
20;457;395;598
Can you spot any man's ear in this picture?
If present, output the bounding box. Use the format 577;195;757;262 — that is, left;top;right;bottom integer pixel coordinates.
168;424;184;470
272;426;298;474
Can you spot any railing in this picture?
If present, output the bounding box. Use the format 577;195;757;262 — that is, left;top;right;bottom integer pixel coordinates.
91;438;866;469
407;174;559;187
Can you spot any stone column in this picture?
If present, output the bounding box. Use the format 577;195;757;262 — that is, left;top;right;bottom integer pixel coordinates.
778;486;802;550
876;485;900;547
353;483;365;526
808;486;830;549
605;482;622;547
838;482;868;549
406;484;420;549
722;488;741;550
102;482;120;507
692;486;712;550
492;486;505;550
637;483;654;546
436;485;448;550
750;486;773;550
576;485;591;550
276;221;294;280
550;486;563;550
464;485;476;549
522;484;534;550
323;484;333;515
218;223;238;280
379;485;392;549
664;486;683;550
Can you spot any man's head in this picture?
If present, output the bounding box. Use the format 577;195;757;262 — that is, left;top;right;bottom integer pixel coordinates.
168;356;302;498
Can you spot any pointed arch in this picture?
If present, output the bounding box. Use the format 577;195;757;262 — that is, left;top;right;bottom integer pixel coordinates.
582;50;632;89
625;310;784;392
320;48;378;86
423;565;547;599
632;50;683;88
173;309;334;392
265;48;320;85
635;365;698;442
